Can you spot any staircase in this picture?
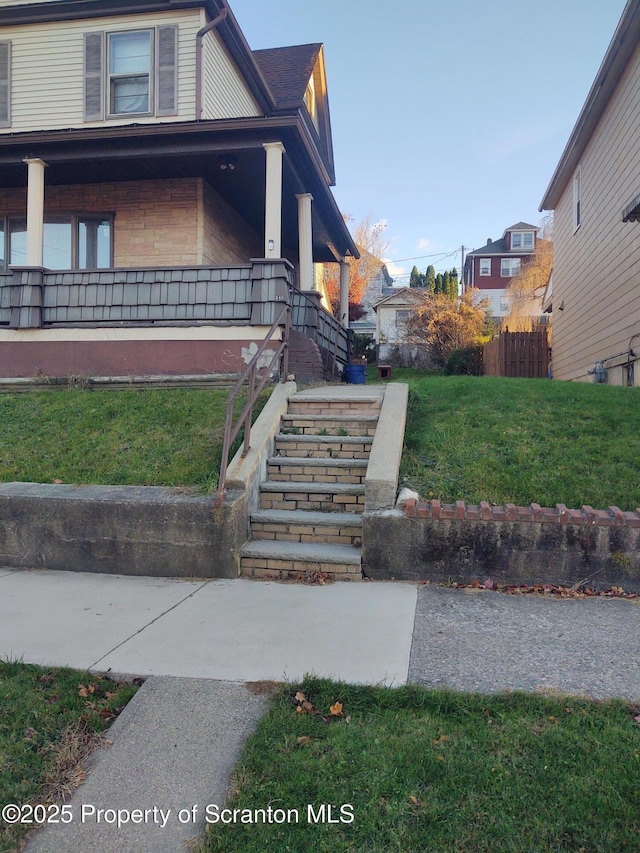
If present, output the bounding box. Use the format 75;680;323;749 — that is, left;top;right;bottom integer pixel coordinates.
240;388;384;581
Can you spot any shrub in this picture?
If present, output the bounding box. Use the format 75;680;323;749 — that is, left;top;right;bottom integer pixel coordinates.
444;345;484;375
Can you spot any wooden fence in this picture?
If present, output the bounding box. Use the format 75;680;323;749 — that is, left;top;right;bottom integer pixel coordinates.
483;329;550;378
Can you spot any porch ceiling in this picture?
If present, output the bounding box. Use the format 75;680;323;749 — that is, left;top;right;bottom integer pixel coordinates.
0;121;352;263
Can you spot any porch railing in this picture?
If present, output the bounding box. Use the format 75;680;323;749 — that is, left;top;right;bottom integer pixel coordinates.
214;303;290;508
288;286;351;380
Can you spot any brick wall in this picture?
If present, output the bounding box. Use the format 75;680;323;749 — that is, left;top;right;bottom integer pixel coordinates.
0;177;260;268
362;500;640;591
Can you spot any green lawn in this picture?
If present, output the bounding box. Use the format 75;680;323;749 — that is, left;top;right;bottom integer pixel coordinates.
380;370;640;511
0;661;137;853
0;387;263;491
198;678;640;853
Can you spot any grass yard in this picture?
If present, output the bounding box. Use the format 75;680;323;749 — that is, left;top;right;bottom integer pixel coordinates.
199;678;640;853
0;386;265;491
383;370;640;511
0;661;137;853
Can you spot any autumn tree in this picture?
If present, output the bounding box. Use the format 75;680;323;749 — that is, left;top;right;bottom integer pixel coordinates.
503;216;553;332
403;289;491;367
323;213;390;318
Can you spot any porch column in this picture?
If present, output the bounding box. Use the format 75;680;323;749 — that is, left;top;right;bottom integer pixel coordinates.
296;192;314;291
23;158;47;267
263;142;285;258
339;259;350;328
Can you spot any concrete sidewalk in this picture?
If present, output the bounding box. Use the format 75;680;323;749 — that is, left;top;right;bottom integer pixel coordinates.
1;568;638;852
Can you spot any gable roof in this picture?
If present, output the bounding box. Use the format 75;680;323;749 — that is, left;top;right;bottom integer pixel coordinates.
540;0;640;210
504;222;537;233
253;44;322;109
372;288;430;311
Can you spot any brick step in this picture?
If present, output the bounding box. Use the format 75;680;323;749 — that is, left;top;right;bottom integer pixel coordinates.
259;480;365;513
241;539;361;581
274;434;373;459
288;395;383;416
280;414;378;437
267;456;368;484
250;509;363;546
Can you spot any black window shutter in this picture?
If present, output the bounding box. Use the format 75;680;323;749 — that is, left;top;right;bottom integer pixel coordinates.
0;42;11;128
156;25;178;116
84;32;104;121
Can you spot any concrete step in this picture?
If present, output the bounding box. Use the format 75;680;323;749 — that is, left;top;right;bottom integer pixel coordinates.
274;433;373;459
267;456;368;485
240;538;362;581
251;508;363;547
288;394;382;416
280;413;378;437
259;480;365;513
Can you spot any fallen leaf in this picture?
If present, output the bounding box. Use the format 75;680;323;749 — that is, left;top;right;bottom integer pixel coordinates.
431;734;450;746
52;478;63;484
24;727;37;739
296;736;312;747
482;578;497;590
293;691;318;715
329;701;343;717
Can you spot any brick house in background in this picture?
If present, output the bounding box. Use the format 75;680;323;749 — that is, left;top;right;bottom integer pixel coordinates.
0;0;357;380
463;222;541;320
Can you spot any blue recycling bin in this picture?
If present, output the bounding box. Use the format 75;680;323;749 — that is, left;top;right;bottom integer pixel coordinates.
344;364;366;384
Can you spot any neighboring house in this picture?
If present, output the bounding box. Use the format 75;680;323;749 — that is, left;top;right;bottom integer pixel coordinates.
463;222;542;319
373;287;430;362
0;0;357;380
349;261;393;339
539;0;640;385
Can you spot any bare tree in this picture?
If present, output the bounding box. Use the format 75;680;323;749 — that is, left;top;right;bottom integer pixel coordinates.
323;213;390;315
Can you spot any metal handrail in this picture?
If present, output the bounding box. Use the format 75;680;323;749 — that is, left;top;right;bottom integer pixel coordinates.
214;304;290;507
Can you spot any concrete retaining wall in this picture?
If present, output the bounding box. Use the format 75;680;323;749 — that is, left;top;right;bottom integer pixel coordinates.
362;500;640;591
0;483;247;578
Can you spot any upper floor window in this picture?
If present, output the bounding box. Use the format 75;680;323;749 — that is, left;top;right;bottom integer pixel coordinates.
479;258;491;276
304;74;319;132
501;257;521;277
84;26;177;122
573;168;581;232
0;41;10;128
510;231;534;250
109;30;152;115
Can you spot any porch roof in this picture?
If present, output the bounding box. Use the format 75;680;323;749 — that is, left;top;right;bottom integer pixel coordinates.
0;119;358;263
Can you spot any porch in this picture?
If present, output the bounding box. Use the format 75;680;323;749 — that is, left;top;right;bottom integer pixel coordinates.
0;260;351;381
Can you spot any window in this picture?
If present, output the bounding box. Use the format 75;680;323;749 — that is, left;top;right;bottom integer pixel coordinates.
500;294;510;312
84;26;177;121
510;231;534;250
395;309;410;324
1;214;112;270
501;257;521;277
304;74;319;131
573;168;581;231
109;30;152;115
479;258;491;276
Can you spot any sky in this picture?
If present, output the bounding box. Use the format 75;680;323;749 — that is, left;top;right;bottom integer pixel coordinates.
229;0;628;285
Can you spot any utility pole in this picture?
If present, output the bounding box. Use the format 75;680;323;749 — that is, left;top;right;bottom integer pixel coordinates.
460;245;465;293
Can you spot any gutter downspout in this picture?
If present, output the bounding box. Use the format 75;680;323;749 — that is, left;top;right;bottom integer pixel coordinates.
195;4;228;120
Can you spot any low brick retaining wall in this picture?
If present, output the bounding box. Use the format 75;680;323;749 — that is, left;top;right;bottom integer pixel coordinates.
362;500;640;591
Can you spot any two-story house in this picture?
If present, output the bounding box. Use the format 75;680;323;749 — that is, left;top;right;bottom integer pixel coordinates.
0;0;357;380
540;0;640;385
463;222;540;319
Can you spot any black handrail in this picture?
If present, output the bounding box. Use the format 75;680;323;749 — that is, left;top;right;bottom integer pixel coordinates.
214;304;290;507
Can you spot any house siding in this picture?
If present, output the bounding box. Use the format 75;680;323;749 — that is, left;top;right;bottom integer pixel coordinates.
0;9;200;133
551;39;640;385
201;28;261;119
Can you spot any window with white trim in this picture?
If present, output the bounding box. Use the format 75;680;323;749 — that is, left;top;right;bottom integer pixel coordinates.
573;168;581;231
479;258;491;276
510;231;534;250
501;257;521;277
84;26;177;122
